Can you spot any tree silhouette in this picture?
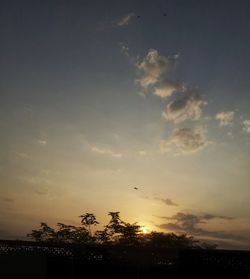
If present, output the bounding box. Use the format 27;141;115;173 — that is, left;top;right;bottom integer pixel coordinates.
105;212;123;239
94;228;111;244
144;232;199;249
79;213;99;237
55;223;76;243
119;222;142;245
27;223;55;242
27;211;216;250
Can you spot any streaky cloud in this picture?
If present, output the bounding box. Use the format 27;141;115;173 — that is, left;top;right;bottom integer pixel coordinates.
91;146;123;158
116;13;136;27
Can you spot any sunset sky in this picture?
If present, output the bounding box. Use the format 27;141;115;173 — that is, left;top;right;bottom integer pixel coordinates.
0;0;250;249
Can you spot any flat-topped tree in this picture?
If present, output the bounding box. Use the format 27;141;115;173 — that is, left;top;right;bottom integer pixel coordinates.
79;213;99;237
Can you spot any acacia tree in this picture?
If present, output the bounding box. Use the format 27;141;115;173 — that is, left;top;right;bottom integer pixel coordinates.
79;213;99;237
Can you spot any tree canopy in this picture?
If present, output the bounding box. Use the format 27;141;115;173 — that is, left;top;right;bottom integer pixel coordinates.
27;212;216;249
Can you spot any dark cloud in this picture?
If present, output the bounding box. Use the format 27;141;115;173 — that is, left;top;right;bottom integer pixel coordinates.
156;212;248;243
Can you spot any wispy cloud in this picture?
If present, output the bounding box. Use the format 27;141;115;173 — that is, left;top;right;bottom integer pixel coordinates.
116;13;136;27
143;194;178;206
34;190;49;195
160;127;208;154
138;150;147;156
162;91;206;123
0;196;14;203
119;42;129;57
37;139;47;145
10;150;31;160
216;111;235;126
154;197;178;206
91;146;123;158
242;119;250;133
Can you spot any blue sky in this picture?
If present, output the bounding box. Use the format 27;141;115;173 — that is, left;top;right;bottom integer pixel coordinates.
0;0;250;249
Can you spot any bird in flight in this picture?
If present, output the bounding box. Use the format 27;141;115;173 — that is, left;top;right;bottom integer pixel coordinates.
133;187;138;190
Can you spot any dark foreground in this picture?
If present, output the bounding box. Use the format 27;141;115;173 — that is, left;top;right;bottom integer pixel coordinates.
1;240;250;278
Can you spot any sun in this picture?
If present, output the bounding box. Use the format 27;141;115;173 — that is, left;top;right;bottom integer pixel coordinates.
142;226;150;234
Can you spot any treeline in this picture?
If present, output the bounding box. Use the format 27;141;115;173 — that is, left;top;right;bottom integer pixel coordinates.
27;212;217;249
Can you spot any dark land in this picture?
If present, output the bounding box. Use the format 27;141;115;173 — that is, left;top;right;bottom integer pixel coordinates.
1;240;250;278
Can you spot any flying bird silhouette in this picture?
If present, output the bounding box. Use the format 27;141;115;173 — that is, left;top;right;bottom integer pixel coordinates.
133;187;138;190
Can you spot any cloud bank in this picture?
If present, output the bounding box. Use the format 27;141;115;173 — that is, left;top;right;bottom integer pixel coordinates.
156;212;247;244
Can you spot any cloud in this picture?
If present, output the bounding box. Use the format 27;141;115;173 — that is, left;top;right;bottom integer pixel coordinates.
154;197;178;206
34;190;48;195
116;13;136;27
242;119;250;133
0;197;14;203
118;42;136;64
161;127;208;154
143;194;178;206
37;139;47;145
162;92;206;123
153;80;185;98
216;111;235;126
119;42;129;57
156;212;243;242
10;151;31;160
135;49;178;90
91;146;123;158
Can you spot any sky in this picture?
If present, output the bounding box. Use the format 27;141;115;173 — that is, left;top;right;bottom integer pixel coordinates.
0;0;250;249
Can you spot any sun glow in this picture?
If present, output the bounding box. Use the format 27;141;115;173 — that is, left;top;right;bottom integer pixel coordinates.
142;226;150;234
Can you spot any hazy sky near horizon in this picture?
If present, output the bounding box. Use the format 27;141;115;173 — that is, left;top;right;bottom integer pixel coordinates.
0;0;250;249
